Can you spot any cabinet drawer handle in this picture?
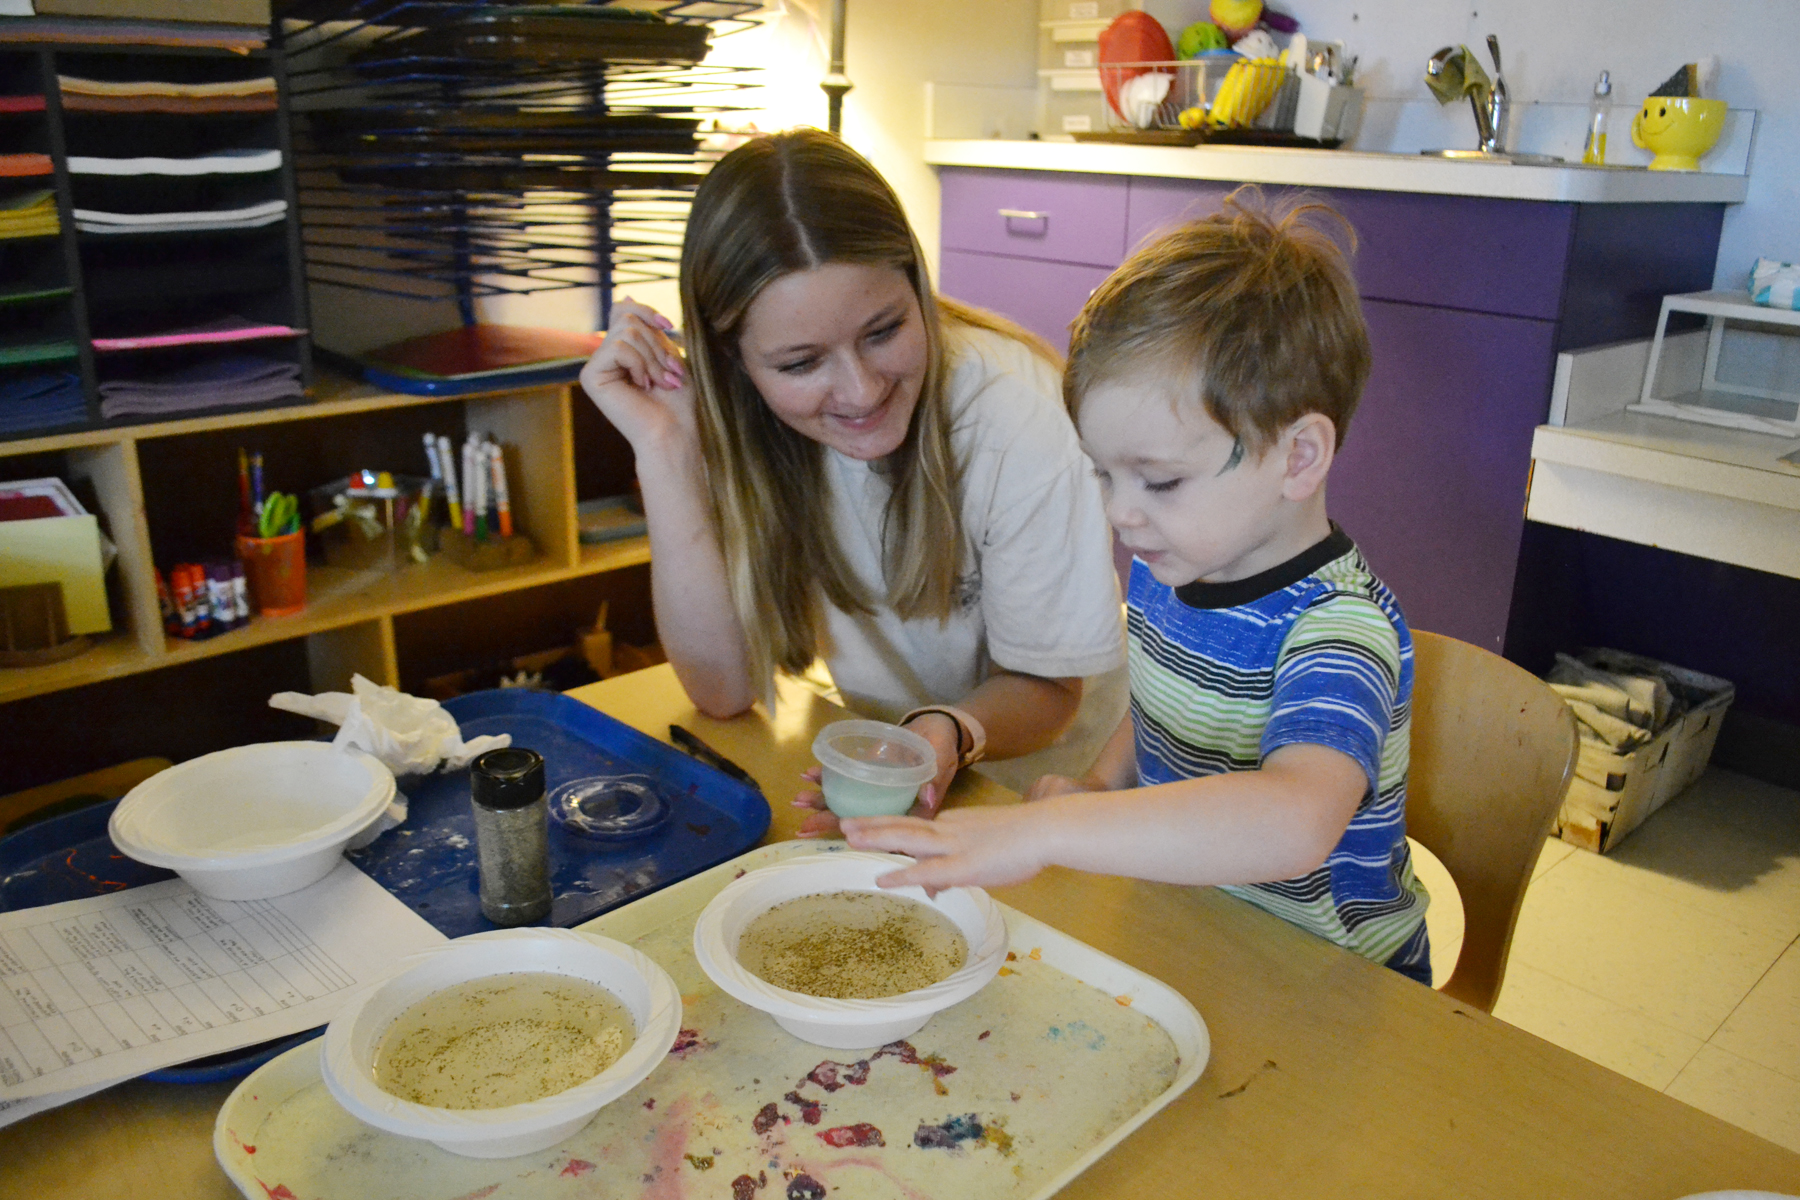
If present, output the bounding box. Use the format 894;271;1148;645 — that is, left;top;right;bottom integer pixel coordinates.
998;208;1049;221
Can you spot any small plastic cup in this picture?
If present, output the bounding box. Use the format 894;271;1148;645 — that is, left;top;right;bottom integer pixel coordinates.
237;530;306;616
811;720;938;819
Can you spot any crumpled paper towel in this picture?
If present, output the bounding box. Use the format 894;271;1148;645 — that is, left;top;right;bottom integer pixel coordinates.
269;674;511;846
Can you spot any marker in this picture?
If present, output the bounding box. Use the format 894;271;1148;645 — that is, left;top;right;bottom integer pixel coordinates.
488;440;513;539
437;433;461;529
468;438;482;536
251;451;265;525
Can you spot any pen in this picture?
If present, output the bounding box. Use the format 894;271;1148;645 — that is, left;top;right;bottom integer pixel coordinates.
438;433;461;529
488;439;513;539
251;451;264;524
670;725;761;790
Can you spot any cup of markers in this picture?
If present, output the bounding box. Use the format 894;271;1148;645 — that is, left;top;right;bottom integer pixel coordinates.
425;430;531;570
237;489;306;617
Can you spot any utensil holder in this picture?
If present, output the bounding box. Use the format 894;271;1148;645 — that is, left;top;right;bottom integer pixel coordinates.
236;530;307;616
440;528;535;571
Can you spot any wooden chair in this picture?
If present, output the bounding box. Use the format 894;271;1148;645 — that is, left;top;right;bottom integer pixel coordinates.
1407;630;1579;1012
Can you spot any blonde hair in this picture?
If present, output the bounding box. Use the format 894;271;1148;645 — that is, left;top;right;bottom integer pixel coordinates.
678;128;1057;683
1066;186;1370;452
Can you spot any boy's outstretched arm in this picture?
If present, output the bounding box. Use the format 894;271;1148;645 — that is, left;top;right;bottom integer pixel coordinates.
840;742;1365;893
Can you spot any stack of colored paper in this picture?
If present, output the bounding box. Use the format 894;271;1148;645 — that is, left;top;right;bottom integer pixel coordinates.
90;314;303;352
68;147;281;176
75;198;287;234
98;354;301;420
58;73;276;114
0;190;58;239
0;371;86;435
0;17;266;51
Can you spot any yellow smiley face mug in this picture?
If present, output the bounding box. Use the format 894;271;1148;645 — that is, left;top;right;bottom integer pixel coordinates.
1631;95;1727;170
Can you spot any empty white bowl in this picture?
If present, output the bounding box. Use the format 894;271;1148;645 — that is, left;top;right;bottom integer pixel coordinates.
109;742;395;900
811;720;938;819
692;850;1007;1050
321;927;681;1159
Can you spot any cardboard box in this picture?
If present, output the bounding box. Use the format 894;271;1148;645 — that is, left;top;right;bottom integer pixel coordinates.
1555;651;1733;854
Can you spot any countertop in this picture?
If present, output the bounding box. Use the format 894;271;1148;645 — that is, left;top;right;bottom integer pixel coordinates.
925;139;1752;203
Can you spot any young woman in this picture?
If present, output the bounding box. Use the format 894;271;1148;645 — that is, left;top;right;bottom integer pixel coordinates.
579;128;1126;828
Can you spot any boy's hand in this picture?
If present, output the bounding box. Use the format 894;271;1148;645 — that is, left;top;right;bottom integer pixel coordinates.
1022;773;1086;803
793;767;942;839
840;807;1050;892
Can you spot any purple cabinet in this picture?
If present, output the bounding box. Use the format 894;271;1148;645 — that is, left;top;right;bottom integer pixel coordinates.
939;167;1129;268
1336;300;1557;651
1126;176;1576;320
939;250;1112;351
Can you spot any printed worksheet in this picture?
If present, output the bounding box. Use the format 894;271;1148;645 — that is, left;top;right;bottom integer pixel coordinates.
0;861;445;1105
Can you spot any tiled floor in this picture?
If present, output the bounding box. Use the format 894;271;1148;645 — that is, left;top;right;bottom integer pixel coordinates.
1421;767;1800;1153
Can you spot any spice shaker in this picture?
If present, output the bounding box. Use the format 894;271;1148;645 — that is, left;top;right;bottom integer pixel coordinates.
470;747;552;926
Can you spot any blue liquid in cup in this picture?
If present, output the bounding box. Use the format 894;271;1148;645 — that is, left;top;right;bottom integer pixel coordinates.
821;767;920;818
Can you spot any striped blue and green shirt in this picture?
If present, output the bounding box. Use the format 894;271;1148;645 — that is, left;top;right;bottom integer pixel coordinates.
1126;525;1430;976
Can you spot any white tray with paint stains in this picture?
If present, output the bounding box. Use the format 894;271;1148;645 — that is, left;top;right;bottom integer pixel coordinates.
214;841;1208;1200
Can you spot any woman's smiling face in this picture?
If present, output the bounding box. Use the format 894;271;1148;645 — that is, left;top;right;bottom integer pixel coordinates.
735;261;928;461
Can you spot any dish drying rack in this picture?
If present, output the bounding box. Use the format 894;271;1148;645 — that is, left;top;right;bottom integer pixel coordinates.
1092;57;1362;147
274;0;761;327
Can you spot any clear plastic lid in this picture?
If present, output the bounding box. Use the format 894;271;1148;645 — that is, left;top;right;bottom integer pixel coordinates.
811;720;938;788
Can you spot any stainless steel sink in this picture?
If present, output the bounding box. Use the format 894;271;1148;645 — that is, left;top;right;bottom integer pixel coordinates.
1420;149;1566;165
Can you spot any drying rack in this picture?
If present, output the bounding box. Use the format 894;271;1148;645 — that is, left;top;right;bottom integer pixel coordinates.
275;0;760;328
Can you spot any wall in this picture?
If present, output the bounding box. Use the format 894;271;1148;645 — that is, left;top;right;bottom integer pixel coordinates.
1143;0;1798;290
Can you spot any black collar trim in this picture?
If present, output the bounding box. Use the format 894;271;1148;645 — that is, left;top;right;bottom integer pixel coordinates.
1172;523;1354;610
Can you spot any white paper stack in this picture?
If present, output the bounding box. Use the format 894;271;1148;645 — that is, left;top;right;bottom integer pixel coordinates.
75;198;286;234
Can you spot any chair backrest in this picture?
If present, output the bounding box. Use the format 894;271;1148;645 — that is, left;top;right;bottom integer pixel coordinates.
1407;630;1578;1012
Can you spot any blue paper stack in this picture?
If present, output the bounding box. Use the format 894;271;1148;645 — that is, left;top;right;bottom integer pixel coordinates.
0;370;85;435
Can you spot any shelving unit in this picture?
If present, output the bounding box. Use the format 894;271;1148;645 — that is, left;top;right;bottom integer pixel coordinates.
0;373;647;706
0;33;311;438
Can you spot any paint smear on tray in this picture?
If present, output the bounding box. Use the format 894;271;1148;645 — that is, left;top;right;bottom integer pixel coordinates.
913;1113;1014;1155
640;1096;693;1200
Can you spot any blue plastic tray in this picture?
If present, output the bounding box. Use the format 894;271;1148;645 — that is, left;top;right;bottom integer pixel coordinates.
347;689;771;937
0;689;771;1084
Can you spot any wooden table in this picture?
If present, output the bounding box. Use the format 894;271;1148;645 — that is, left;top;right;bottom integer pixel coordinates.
7;665;1800;1199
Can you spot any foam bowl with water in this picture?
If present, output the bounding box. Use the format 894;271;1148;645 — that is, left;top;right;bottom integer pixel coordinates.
321;927;682;1158
108;741;395;900
691;850;1008;1049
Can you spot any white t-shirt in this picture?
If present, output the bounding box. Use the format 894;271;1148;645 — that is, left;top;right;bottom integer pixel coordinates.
820;324;1129;792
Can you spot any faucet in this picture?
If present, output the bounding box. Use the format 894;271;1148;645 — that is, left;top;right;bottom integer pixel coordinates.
1425;35;1509;153
1484;35;1509;153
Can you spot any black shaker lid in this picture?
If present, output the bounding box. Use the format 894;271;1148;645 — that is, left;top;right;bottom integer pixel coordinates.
471;747;545;810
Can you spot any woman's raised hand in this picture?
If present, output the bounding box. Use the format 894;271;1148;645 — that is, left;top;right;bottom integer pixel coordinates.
579;297;696;450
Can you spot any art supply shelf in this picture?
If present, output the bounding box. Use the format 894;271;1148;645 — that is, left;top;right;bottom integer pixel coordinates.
0;33;311;439
0;374;647;707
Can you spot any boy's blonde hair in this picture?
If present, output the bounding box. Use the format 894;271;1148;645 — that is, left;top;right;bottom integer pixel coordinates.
1065;186;1370;452
679;128;1059;684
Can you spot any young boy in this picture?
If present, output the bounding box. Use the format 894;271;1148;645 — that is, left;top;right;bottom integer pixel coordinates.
842;191;1431;982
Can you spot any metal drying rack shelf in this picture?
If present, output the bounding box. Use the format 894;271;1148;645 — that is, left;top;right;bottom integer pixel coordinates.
274;0;761;325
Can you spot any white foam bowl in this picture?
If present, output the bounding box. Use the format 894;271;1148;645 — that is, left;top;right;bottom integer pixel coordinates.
321;928;682;1159
109;742;395;900
692;850;1008;1050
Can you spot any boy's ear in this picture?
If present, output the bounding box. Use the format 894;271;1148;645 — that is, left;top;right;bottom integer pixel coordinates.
1280;413;1337;502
